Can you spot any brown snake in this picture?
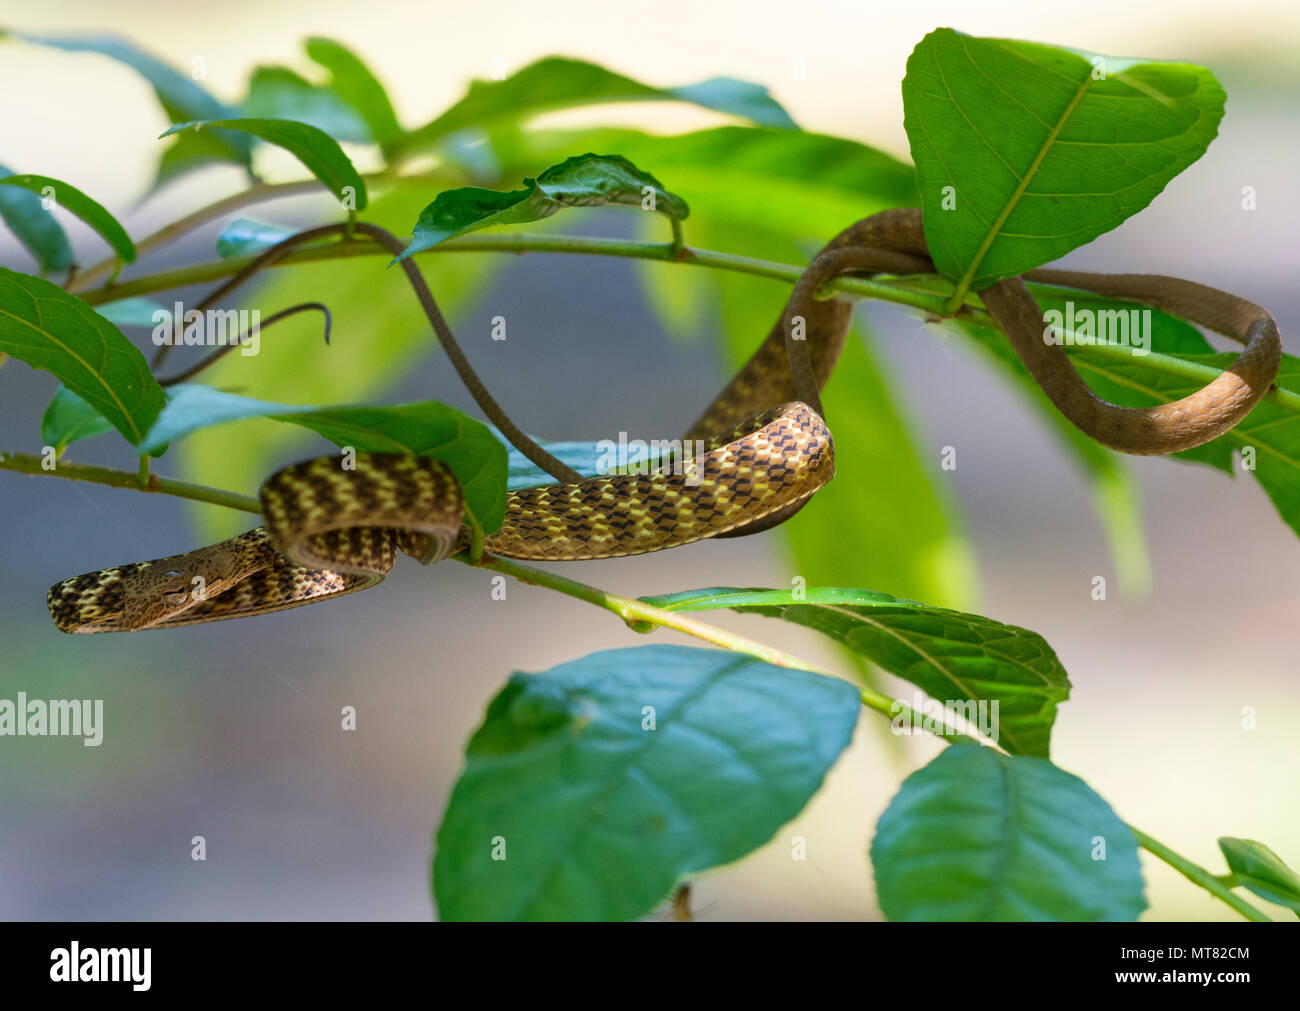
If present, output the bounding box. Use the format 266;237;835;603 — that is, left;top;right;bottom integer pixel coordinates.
46;209;1281;632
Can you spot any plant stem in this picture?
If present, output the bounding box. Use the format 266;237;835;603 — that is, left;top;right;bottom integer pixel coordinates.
1129;827;1272;922
0;451;261;514
76;230;954;321
0;451;1271;920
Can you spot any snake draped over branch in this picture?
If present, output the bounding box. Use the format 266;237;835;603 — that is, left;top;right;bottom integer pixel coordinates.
46;208;1281;632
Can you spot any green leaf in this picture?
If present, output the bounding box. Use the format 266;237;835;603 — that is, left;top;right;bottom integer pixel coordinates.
215;217;295;258
2;31;253;179
139;386;506;534
903;28;1225;297
304;37;403;152
434;644;860;920
152;127;252;192
41;385;117;452
239;66;372;143
871;747;1145;920
160;118;368;210
0;267;163;443
399;153;687;259
1218;837;1300;915
0;161;73;273
0;174;136;263
396;55;797;157
643;586;1069;758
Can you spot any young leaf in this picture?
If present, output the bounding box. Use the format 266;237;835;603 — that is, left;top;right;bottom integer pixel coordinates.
95;296;171;328
239;66;372;143
137;386;506;534
871;747;1146;920
642;586;1069;758
160;118;368;210
215;218;296;258
304;37;404;152
0;267;163;443
903;28;1225;299
398;154;687;259
434;644;860;920
0;174;136;263
1217;837;1300;915
0;161;74;273
41;385;117;452
396;56;797;157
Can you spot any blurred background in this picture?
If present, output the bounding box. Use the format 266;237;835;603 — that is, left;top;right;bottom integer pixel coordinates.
0;0;1297;921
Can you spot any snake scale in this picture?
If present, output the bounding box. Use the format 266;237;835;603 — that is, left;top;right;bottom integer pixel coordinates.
47;209;1281;632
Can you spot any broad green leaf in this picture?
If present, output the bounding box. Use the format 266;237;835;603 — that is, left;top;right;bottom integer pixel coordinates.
0;161;73;273
434;644;860;921
1218;837;1300;915
160;118;368;209
643;586;1069;758
871;747;1145;920
903;28;1225;297
240;66;371;143
0;267;163;443
399;154;687;259
1;31;253;179
396;55;797;157
175;181;499;539
305;37;404;152
0;174;136;263
140;386;506;533
215;217;295;258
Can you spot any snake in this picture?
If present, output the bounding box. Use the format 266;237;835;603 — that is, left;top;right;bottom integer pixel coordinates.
46;209;1281;633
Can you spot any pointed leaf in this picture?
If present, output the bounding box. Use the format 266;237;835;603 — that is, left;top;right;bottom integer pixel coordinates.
643;586;1069;757
160;118;368;209
0;174;136;263
903;28;1225;296
0;161;73;273
305;37;403;151
1218;837;1300;915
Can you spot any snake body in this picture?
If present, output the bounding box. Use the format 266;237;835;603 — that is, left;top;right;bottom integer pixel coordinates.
47;209;1281;632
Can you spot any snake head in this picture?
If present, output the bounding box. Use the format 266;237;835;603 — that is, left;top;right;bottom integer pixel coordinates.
119;556;208;630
